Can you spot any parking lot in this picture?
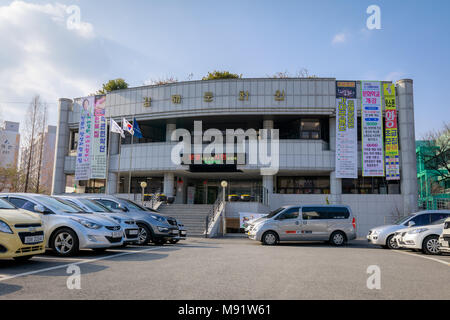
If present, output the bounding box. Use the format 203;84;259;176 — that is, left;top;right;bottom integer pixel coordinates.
0;237;449;300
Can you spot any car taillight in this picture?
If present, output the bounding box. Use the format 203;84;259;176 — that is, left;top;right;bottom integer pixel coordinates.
352;217;356;229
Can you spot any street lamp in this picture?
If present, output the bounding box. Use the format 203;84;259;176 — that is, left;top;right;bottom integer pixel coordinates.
140;181;147;206
220;180;228;235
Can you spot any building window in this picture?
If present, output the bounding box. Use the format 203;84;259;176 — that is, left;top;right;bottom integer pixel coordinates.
300;119;321;139
277;176;330;194
342;176;400;194
69;130;78;153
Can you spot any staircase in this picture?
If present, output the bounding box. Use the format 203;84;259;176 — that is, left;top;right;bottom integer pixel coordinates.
157;204;213;236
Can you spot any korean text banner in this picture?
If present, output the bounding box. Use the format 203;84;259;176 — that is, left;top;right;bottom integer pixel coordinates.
361;81;384;177
75;96;95;180
336;81;357;99
335;96;358;178
90;95;108;179
383;83;400;180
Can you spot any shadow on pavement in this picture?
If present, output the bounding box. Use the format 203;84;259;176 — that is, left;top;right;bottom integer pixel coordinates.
0;283;22;297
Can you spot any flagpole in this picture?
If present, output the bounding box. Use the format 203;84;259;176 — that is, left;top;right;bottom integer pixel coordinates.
105;117;112;194
117;130;122;195
127;130;133;199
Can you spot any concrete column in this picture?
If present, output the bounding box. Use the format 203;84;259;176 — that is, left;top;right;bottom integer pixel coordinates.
330;171;342;204
329;116;336;151
396;79;419;215
107;172;117;194
163;172;174;197
166;121;176;142
262;175;274;194
110;131;120;155
51;98;72;195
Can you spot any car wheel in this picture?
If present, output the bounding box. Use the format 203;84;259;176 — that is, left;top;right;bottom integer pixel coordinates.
330;231;347;246
13;255;33;262
386;234;399;250
262;231;278;245
422;235;441;255
169;239;179;244
137;224;151;245
52;228;79;256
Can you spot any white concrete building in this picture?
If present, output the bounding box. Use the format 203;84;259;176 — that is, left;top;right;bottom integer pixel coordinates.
52;78;418;236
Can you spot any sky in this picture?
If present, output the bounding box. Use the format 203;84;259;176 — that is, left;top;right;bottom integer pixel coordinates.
0;0;449;138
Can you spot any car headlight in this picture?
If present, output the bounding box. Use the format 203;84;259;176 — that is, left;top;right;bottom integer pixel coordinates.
157;226;169;232
71;218;103;229
151;215;166;223
0;220;13;234
408;228;428;234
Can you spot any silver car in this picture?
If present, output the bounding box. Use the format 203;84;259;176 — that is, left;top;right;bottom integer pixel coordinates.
0;193;124;256
367;210;450;249
248;205;357;246
55;196;140;245
79;195;179;245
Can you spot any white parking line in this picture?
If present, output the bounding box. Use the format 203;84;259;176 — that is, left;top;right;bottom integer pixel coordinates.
0;246;169;283
33;256;87;262
394;250;450;267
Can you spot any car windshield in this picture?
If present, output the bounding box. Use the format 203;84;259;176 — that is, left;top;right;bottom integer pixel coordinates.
431;218;447;225
39;196;88;214
0;198;16;209
394;215;414;225
78;199;112;213
122;199;147;211
265;207;285;219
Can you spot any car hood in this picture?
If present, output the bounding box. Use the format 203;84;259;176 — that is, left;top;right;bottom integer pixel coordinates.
68;213;119;226
0;208;41;225
370;224;404;234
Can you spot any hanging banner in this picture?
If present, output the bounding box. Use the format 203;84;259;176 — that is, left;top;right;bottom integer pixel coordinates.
383;83;400;180
90;95;108;179
75;96;94;180
335;81;358;178
361;81;384;177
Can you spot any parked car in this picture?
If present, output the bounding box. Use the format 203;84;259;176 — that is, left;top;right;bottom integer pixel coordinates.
367;210;450;249
79;195;178;245
248;205;357;246
0;194;124;256
393;218;446;255
0;198;46;261
54;196;140;245
439;217;450;254
142;206;187;244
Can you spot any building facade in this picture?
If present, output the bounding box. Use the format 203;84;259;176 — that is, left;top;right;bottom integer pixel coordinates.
0;121;20;192
53;78;418;236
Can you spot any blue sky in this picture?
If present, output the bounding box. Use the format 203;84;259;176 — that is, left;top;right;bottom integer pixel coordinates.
0;0;449;137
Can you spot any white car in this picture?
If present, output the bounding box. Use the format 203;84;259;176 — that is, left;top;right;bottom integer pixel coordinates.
439;217;450;254
394;218;446;255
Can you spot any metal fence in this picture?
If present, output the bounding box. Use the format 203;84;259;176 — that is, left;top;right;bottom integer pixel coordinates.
418;198;450;210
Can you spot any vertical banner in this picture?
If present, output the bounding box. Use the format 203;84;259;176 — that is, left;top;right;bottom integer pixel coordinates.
335;81;358;178
75;96;94;180
383;83;400;180
90;95;108;179
361;81;384;176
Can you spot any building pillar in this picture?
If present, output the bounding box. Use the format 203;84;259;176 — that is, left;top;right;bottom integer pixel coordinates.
166;121;176;142
163;172;175;197
396;79;419;215
51;98;72;195
261;118;275;205
107;172;117;194
328;116;342;204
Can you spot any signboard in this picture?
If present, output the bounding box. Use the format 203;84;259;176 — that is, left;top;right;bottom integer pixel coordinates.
383;83;400;180
239;212;268;229
335;81;358;178
90;95;107;179
75;96;94;180
361;81;384;177
0;123;19;168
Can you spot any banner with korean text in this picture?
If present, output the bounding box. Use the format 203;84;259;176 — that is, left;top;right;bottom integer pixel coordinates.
383;83;400;180
361;81;384;176
335;81;358;178
75;96;94;180
90;95;108;179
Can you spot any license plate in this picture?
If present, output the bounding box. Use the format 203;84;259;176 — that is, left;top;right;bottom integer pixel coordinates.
128;229;139;235
181;231;186;235
111;231;122;238
172;230;179;234
24;235;44;244
442;241;449;247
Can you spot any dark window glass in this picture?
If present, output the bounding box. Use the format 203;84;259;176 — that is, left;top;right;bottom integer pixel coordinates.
430;213;450;223
277;207;300;220
277;176;330;194
302;207;323;220
410;214;431;226
97;199;120;210
8;197;28;208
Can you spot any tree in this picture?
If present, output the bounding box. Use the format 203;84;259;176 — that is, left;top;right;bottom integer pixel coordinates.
0;165;21;192
202;71;242;80
267;68;317;79
97;78;129;94
146;76;178;86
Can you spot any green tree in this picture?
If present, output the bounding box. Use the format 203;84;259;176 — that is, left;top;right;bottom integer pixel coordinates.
202;71;242;81
97;78;129;94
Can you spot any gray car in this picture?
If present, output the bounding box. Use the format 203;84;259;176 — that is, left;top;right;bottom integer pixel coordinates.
78;195;178;245
367;210;450;249
55;196;140;245
0;193;124;256
248;205;357;246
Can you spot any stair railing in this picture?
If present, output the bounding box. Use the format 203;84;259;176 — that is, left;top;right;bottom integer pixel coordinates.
205;192;225;238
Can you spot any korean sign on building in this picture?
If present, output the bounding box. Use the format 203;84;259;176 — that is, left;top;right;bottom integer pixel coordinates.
90;95;107;179
383;83;400;180
335;81;358;178
361;81;384;177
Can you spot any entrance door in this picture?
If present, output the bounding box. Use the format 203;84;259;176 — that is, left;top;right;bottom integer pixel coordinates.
207;186;219;204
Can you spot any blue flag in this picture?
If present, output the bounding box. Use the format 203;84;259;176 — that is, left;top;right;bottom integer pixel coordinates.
133;118;143;138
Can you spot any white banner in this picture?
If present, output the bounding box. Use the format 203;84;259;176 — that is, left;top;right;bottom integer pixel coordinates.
335;97;358;178
239;212;268;228
75;96;94;181
361;81;384;177
90;95;107;179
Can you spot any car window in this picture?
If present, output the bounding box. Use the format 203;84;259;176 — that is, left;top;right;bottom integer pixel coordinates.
277;207;300;220
97;199;120;210
302;207;350;220
21;201;39;212
8;197;28;209
410;214;431;226
0;198;16;209
430;213;450;223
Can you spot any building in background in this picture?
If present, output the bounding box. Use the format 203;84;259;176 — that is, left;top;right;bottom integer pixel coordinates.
20;125;57;194
0;121;20;192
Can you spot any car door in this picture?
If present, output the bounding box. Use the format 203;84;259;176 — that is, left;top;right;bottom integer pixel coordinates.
275;207;303;241
301;206;330;240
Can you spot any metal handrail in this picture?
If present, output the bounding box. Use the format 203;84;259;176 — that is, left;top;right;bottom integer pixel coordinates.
205;192;224;238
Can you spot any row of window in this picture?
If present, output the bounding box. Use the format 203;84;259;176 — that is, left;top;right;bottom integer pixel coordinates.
275;206;350;220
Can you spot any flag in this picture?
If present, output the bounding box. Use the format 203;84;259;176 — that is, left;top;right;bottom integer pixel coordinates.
122;118;134;135
110;119;125;138
133;118;143;138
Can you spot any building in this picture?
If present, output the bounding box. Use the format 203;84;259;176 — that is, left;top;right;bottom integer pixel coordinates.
0;121;20;191
20;125;56;194
53;78;418;236
416;140;450;210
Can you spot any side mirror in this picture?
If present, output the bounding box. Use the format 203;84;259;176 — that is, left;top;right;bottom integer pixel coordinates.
118;204;128;212
34;204;46;214
408;221;416;227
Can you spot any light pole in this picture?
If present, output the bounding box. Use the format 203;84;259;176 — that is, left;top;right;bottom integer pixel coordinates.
221;180;228;236
140;181;147;206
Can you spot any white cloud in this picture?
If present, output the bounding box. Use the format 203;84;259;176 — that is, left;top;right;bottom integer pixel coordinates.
332;32;347;45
